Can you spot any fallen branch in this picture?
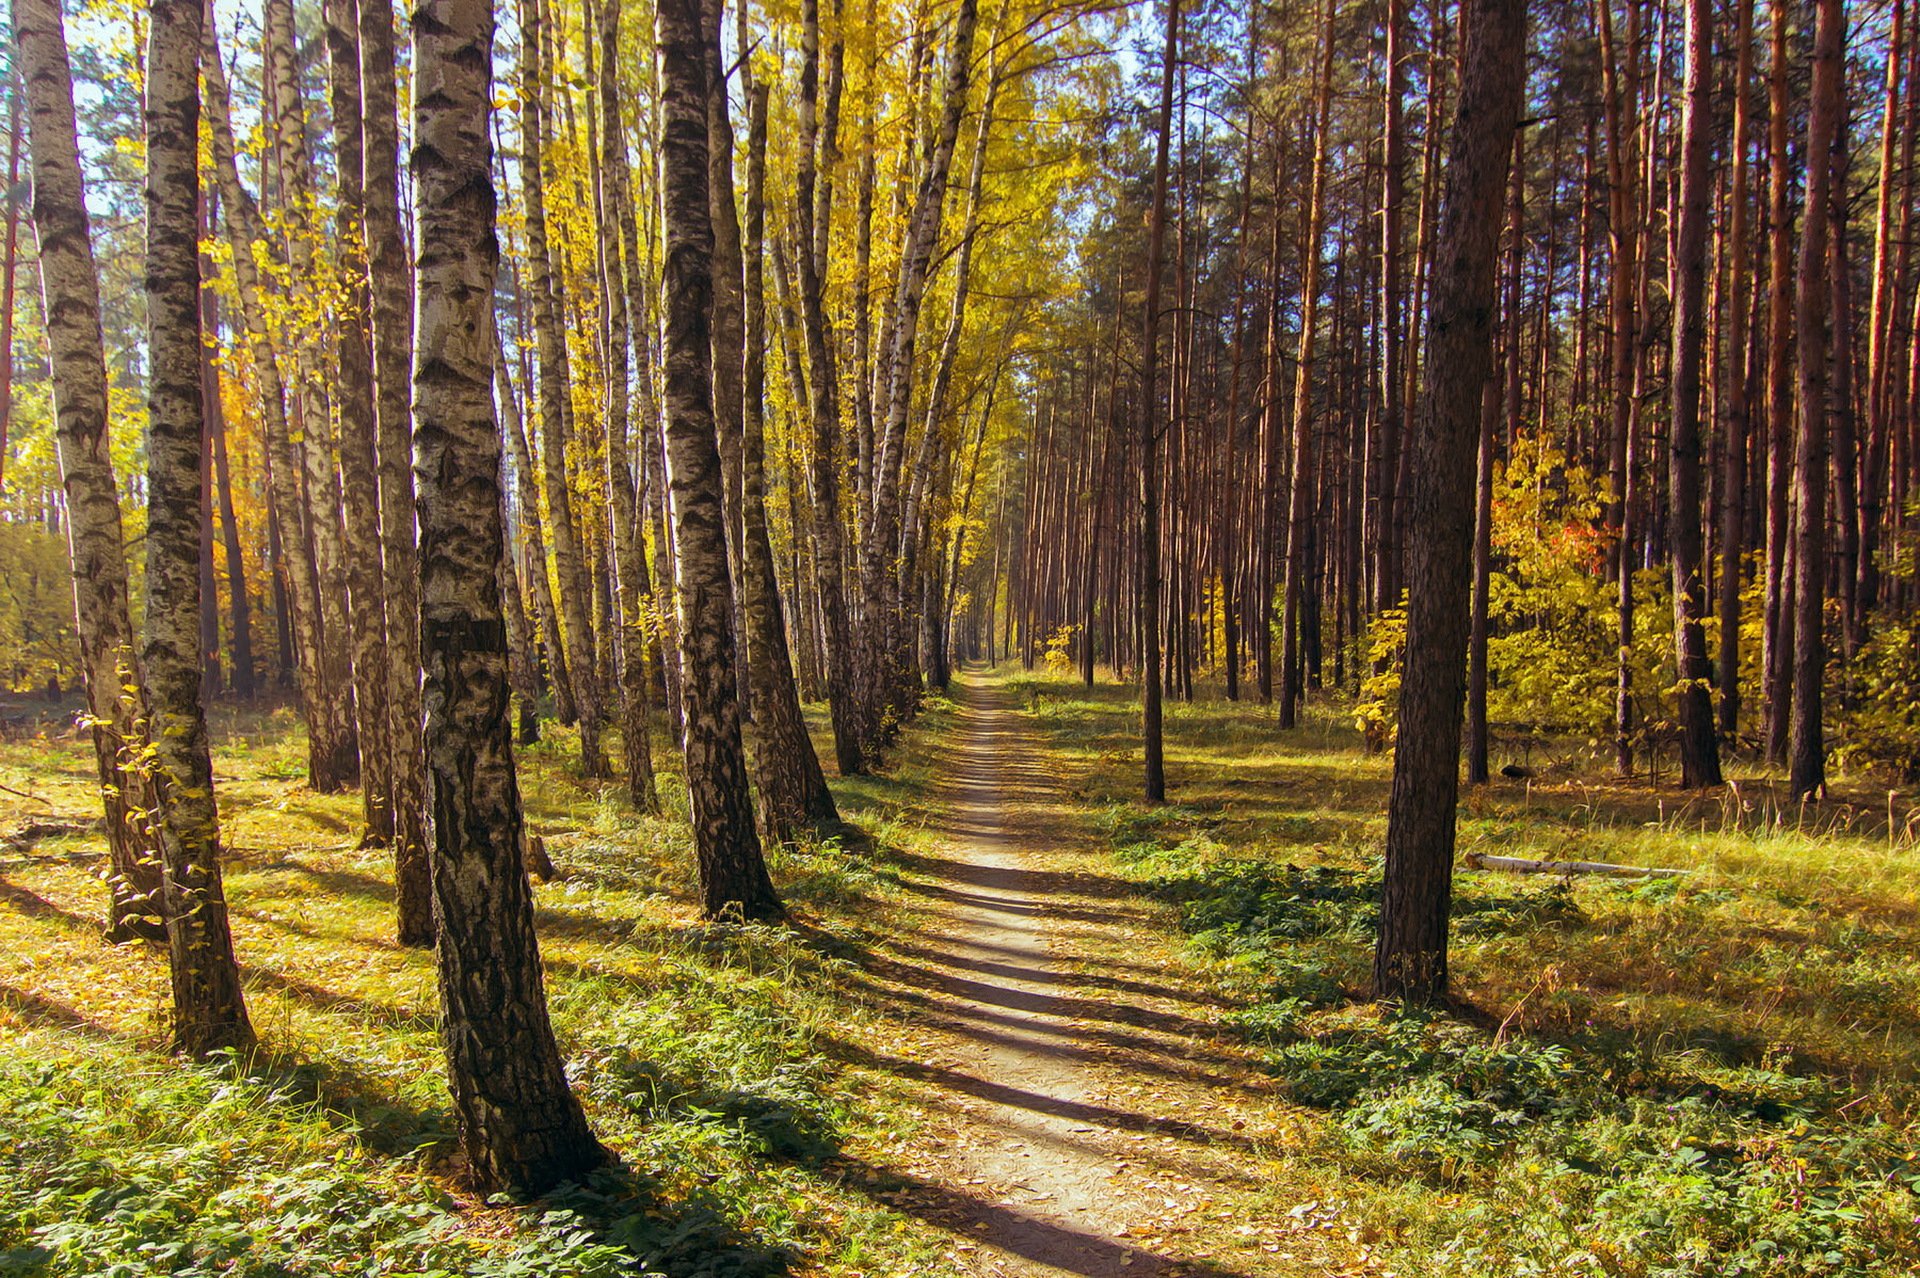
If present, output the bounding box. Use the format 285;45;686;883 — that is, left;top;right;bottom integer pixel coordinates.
0;779;50;806
1462;852;1689;878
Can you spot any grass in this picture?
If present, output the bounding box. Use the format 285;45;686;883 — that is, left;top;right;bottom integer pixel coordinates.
1006;668;1920;1276
0;696;973;1278
6;670;1920;1276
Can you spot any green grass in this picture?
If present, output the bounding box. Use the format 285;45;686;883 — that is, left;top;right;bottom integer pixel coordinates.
8;669;1920;1276
0;700;969;1278
1008;668;1920;1276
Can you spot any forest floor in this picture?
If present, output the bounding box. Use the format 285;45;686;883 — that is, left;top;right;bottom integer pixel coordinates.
1;670;1918;1276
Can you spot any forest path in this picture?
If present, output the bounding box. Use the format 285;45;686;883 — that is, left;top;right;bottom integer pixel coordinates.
849;674;1347;1277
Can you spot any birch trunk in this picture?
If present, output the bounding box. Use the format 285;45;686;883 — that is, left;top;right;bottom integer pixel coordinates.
361;0;431;945
411;0;604;1193
143;0;254;1055
15;0;165;942
656;0;782;919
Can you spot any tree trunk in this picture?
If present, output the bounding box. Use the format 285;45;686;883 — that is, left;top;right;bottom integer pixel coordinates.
1140;0;1176;805
1762;0;1795;764
857;0;980;752
1790;0;1842;799
519;0;607;777
15;0;166;942
360;0;431;945
594;0;660;813
411;0;604;1194
143;0;254;1056
1861;0;1906;628
265;0;360;792
203;19;335;782
326;0;395;846
741;76;838;837
1374;0;1527;1004
656;0;782;920
208;342;254;701
496;338;574;729
794;0;864;776
1719;0;1756;738
1668;0;1724;787
0;77;18;497
1375;0;1408;615
1280;0;1337;730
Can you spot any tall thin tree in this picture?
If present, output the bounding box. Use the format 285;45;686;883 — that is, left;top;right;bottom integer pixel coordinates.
656;0;783;919
1668;0;1723;787
15;0;166;942
1374;0;1528;1004
411;0;604;1193
142;0;254;1055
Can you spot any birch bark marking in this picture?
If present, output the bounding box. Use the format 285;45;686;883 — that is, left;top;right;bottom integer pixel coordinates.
15;0;166;941
656;0;783;919
326;0;396;845
411;0;605;1194
143;0;254;1055
362;0;434;945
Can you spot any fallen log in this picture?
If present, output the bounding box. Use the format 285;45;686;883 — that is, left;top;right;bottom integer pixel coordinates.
1462;851;1689;878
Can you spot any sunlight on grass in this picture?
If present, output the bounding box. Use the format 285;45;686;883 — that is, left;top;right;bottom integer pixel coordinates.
1003;668;1920;1275
0;704;970;1277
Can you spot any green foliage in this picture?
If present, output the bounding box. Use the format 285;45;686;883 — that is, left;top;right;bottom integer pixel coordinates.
0;1054;637;1277
0;522;81;693
1837;619;1920;780
1116;835;1920;1276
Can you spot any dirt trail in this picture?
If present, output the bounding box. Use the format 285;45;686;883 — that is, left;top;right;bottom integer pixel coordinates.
854;676;1338;1277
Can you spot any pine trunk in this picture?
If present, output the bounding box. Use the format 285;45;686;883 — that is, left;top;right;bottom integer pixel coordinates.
1374;0;1527;1004
1668;0;1724;787
1790;0;1842;799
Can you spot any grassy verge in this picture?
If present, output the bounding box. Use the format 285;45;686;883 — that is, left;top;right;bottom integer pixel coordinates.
0;696;970;1278
1007;669;1920;1277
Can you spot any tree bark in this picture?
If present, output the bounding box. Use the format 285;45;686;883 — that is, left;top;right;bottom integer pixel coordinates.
411;0;604;1194
1140;0;1176;805
326;0;396;846
1668;0;1724;787
1374;0;1527;1004
1719;0;1756;738
518;0;607;777
595;0;660;812
1762;0;1795;764
265;0;361;792
15;0;166;942
1280;0;1337;730
143;0;254;1055
794;0;864;776
857;0;980;750
656;0;782;920
361;0;431;945
741;76;838;837
1790;0;1842;800
203;16;342;787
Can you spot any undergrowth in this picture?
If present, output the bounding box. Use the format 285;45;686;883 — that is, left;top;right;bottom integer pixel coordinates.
1112;833;1920;1276
1003;669;1920;1277
0;706;964;1278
